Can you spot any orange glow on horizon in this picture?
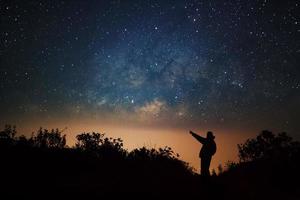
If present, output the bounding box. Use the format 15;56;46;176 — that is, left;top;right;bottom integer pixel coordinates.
11;119;256;173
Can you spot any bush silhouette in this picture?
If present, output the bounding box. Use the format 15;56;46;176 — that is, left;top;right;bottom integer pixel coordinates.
75;132;127;160
128;146;178;161
128;146;192;174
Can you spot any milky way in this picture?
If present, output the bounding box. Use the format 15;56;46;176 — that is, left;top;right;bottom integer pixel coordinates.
1;1;299;133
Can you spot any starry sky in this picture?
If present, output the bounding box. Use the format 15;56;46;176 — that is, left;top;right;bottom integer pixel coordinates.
1;0;300;138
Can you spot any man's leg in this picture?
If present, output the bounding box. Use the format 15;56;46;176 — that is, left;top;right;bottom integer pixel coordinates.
201;156;212;176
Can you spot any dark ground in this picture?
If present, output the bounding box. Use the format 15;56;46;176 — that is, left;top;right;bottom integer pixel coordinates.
1;128;300;199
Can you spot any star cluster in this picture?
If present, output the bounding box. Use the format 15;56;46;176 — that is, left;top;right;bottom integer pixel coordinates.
1;0;299;132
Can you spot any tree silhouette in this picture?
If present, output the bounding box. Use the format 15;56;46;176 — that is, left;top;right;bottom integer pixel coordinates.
75;132;104;151
238;130;300;162
31;127;66;148
98;136;126;159
0;124;16;146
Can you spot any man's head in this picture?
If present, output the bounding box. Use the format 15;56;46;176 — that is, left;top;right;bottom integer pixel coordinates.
207;131;215;140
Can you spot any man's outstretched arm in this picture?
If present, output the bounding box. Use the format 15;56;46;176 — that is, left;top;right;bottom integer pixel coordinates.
189;131;206;144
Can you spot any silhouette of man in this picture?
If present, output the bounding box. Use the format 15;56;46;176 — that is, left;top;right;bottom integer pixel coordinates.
189;131;216;176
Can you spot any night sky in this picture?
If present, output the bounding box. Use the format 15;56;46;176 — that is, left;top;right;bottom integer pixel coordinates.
1;0;300;136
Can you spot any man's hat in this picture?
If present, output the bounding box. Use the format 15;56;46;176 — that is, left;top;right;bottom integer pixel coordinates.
207;131;215;139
